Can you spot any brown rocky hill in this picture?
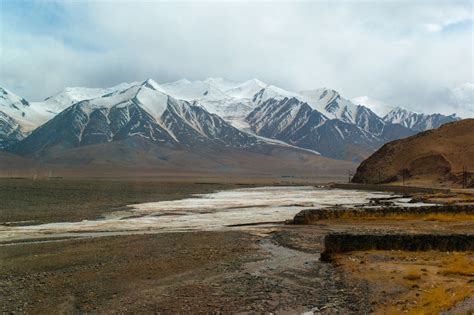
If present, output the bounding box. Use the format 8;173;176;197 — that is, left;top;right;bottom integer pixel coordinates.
352;119;474;187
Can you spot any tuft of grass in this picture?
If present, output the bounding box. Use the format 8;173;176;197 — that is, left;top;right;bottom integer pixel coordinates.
403;269;422;281
439;253;474;276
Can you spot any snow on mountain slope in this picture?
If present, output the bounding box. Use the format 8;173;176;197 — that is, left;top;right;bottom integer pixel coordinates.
161;78;287;129
251;85;299;106
383;107;460;131
298;88;386;135
3;77;464;162
0;111;26;149
0;87;30;113
203;77;239;90
161;79;229;101
246;97;327;139
9;80;266;157
0;87;53;131
222;79;268;99
0;82;142;134
299;88;357;122
245;96;382;161
351;96;395;117
38;81;140;114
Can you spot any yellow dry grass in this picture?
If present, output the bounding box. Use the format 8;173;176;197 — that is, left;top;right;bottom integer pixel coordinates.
407;285;473;315
338;251;474;315
439;253;474;276
403;269;422;281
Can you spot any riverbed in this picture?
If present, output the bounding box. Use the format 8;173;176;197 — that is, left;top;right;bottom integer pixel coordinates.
0;186;416;243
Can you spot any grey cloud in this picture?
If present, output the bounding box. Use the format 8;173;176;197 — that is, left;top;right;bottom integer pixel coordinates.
0;1;472;115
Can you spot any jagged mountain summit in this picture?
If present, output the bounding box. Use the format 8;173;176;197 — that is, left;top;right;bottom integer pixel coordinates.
351;95;461;131
0;78;462;162
9;80;265;157
245;96;413;161
383;107;460;131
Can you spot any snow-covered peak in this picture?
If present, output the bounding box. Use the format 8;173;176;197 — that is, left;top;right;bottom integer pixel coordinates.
224;79;269;99
40;81;140;114
384;107;419;122
161;79;229;101
42;87;108;111
84;82;170;120
383;106;459;131
0;86;30;111
351;96;395;117
0;87;44;131
141;78;166;93
252;85;299;105
300;88;358;123
203;77;239;90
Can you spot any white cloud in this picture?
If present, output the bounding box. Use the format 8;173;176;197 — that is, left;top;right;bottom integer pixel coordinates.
0;1;472;116
425;23;443;32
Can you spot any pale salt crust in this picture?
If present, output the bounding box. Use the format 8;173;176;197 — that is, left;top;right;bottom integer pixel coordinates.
0;187;428;243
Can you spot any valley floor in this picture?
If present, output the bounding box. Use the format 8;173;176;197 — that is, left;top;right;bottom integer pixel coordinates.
0;179;473;313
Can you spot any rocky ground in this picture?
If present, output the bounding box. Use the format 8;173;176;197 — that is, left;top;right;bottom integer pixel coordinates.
0;229;375;314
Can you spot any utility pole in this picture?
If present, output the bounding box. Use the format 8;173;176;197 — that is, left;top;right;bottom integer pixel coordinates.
348;170;354;183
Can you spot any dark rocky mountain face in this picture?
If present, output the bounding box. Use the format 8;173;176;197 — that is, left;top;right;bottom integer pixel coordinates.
8;100;178;157
291;119;380;161
353;105;385;135
162;98;258;147
246;97;327;141
380;123;418;142
246;97;418;162
0;112;26;149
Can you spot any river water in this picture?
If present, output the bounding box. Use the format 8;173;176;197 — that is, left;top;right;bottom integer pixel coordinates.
0;186;419;243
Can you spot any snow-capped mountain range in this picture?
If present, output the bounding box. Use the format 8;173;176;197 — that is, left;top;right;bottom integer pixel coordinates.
0;78;462;162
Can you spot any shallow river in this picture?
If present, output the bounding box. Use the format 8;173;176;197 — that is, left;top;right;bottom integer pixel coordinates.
0;186;418;243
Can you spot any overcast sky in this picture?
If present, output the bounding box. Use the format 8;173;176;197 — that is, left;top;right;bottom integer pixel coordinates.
0;0;473;116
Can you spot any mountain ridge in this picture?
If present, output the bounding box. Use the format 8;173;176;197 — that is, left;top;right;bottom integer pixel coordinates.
1;78;463;164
